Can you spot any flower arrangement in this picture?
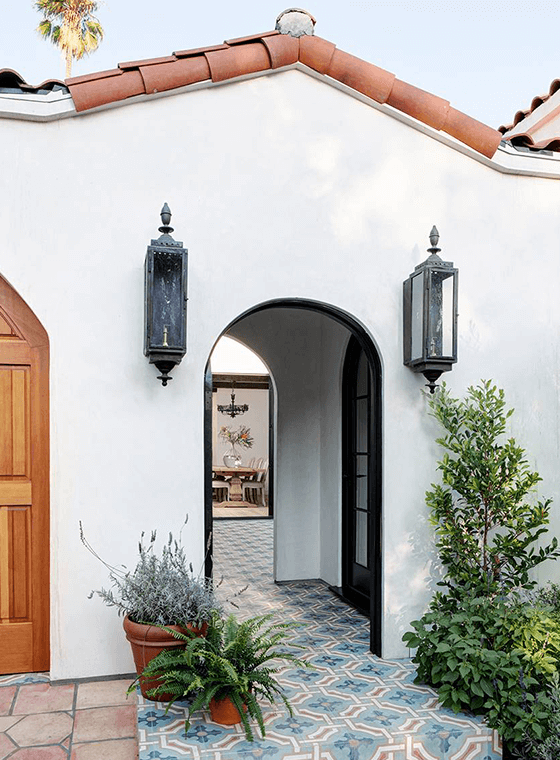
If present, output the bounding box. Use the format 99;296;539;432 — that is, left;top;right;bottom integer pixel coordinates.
219;425;254;449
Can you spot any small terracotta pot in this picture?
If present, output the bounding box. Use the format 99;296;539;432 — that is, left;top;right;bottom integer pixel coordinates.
123;615;207;701
209;695;246;725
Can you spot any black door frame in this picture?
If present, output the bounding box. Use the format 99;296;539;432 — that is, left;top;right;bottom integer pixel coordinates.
341;335;382;654
204;297;382;655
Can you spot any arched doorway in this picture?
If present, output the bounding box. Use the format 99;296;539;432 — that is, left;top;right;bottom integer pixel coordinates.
0;275;49;674
204;298;382;654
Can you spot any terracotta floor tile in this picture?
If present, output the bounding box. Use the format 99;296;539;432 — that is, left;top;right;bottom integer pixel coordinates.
7;711;73;746
0;715;22;731
10;747;68;759
0;687;16;716
73;706;137;742
13;683;75;714
0;732;16;760
71;738;138;760
76;680;135;709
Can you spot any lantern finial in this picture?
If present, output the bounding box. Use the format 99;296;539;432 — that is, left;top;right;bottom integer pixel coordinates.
159;203;174;235
428;225;441;255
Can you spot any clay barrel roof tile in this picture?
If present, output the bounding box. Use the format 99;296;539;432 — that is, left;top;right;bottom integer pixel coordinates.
204;42;272;83
69;69;145;112
298;35;336;75
444;107;502;159
139;56;211;94
387;79;449;131
329;48;394;104
261;34;299;69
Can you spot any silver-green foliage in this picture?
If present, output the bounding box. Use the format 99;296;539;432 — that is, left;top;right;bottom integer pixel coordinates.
426;380;559;594
137;612;313;742
81;519;218;626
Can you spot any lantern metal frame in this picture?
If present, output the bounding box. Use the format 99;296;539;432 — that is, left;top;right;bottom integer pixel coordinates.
144;203;188;386
403;226;458;393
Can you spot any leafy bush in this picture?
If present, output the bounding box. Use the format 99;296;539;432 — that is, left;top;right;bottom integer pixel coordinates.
136;612;313;741
517;673;560;760
403;381;560;753
426;380;559;595
403;593;558;745
81;517;219;626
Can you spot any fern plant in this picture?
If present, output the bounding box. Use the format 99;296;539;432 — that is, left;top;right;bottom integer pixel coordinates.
135;612;313;741
81;517;219;626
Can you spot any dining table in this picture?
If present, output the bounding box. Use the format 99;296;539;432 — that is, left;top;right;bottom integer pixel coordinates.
212;465;259;506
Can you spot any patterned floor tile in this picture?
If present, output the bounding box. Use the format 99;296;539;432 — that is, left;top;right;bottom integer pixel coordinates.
137;519;501;759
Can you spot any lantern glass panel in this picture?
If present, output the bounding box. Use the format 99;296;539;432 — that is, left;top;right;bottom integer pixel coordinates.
410;272;424;361
152;254;184;348
428;269;454;358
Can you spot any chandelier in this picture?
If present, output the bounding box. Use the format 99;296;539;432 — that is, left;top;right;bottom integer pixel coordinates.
218;384;249;418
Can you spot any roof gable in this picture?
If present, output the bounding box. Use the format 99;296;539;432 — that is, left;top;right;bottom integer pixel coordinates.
60;28;501;159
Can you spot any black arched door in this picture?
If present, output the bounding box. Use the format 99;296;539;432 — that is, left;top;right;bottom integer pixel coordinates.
342;335;381;653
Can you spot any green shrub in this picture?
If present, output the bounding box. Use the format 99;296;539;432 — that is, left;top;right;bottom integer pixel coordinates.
426;381;559;595
403;593;557;745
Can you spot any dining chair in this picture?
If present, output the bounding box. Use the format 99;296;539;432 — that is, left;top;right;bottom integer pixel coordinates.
242;463;267;506
212;479;230;503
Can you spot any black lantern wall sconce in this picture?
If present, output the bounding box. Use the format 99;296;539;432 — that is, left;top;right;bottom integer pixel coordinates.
144;204;188;386
403;226;458;393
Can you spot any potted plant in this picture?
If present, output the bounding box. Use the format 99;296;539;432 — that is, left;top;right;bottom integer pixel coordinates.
136;611;313;741
80;517;219;699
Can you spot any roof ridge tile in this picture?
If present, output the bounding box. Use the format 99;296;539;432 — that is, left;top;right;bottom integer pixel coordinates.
61;27;503;157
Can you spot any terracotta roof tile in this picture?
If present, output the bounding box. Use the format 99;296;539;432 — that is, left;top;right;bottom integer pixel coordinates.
119;55;177;70
69;69;144;112
224;30;279;45
61;27;503;157
173;44;229;58
261;34;299;69
499;78;560;133
0;69;68;94
139;56;210;94
329;48;394;104
508;132;560;152
205;42;271;83
387;79;448;131
66;67;122;86
298;35;335;75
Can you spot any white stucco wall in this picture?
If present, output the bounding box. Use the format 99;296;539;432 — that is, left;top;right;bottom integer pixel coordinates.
2;69;560;676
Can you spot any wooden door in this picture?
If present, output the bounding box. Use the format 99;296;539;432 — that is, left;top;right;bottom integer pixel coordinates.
0;277;49;674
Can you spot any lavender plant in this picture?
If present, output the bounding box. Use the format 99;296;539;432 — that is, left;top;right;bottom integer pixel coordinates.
80;517;219;626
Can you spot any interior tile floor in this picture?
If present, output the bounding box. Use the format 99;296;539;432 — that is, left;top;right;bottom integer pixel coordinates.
212;505;270;519
0;672;138;759
137;519;502;760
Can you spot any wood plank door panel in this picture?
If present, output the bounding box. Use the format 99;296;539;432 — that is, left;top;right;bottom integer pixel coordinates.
0;282;49;675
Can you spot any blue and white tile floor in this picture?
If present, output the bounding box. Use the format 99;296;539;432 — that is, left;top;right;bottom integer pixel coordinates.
137;520;501;760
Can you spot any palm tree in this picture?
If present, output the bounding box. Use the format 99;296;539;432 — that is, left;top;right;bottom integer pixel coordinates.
35;1;104;78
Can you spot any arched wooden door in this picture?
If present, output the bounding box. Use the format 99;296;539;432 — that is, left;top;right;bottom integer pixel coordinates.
0;276;49;674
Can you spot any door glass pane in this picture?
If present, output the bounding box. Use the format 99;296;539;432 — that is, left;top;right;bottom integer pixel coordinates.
355;398;368;452
356;454;368;477
356;475;367;509
356;352;368;396
355;510;368;567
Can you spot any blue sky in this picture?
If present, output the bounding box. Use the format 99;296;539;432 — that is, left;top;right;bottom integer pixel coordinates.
2;1;559;129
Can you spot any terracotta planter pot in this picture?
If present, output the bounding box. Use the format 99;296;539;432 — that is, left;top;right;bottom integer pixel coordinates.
209;695;246;725
123;615;206;701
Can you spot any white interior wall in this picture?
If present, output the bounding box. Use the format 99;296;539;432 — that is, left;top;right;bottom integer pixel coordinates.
1;69;560;675
212;386;269;465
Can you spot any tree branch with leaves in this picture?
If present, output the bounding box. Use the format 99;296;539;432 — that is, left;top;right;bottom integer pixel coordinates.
35;0;104;78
